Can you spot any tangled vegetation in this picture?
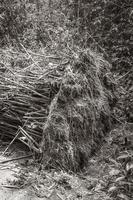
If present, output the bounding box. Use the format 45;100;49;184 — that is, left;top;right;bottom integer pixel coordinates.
0;45;116;171
0;0;132;199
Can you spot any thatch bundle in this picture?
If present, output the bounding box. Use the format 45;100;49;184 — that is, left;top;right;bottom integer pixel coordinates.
0;47;116;171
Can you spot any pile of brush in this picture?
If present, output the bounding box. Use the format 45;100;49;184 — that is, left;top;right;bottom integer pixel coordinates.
0;47;117;171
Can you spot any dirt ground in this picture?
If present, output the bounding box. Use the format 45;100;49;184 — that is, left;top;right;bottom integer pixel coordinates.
0;141;112;200
0;154;111;200
1;125;132;200
0;149;40;200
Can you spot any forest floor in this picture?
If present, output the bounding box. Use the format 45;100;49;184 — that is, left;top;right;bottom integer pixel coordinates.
1;124;133;200
0;134;118;200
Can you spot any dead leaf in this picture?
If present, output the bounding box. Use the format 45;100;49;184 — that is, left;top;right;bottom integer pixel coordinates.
126;161;133;171
109;169;120;176
117;193;129;200
108;186;117;193
115;176;125;182
117;154;131;160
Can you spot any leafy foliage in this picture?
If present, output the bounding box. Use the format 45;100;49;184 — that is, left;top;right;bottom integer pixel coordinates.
107;124;133;199
71;0;133;122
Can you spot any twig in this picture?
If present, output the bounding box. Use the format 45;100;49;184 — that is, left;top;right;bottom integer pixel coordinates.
116;69;133;81
19;126;42;153
1;185;22;189
0;154;33;164
3;76;48;99
2;131;20;156
19;43;42;70
19;126;40;148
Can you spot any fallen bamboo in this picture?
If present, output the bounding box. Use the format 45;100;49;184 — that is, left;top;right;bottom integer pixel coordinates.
0;154;33;164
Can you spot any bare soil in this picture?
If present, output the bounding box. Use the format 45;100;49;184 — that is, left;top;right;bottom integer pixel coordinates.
0;144;40;200
2;131;127;200
0;147;112;200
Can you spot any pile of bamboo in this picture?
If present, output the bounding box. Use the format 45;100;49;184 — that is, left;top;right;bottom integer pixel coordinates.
0;47;116;170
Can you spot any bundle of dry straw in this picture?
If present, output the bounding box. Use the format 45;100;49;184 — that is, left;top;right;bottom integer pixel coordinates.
0;47;116;171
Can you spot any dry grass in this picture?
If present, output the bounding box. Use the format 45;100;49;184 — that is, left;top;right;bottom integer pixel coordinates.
0;46;116;171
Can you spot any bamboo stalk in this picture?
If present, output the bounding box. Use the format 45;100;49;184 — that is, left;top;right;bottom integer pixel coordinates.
0;154;33;164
